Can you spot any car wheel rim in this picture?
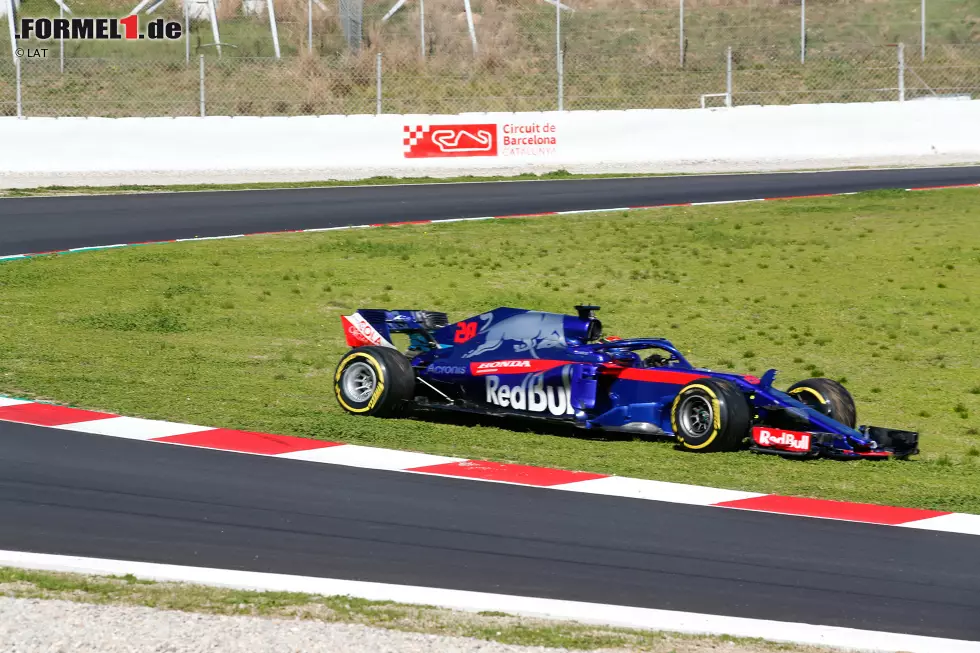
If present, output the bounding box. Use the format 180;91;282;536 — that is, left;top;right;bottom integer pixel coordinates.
679;395;714;437
343;362;377;403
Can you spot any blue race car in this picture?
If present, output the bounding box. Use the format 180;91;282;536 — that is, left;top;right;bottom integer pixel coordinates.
334;305;919;459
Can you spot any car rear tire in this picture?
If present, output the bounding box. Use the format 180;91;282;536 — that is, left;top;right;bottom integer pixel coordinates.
334;346;416;417
786;377;857;428
671;378;751;453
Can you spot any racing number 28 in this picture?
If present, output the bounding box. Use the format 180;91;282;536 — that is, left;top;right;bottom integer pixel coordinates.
454;321;478;343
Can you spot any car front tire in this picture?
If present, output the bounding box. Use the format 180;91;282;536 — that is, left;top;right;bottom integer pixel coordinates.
671;378;751;453
786;377;857;428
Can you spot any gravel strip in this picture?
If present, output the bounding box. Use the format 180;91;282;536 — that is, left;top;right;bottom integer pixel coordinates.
0;596;568;653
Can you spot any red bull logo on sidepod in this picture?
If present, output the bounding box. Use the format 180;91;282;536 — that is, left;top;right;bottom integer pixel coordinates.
485;368;574;416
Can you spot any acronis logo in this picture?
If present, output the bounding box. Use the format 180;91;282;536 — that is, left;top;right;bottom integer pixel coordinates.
427;364;467;375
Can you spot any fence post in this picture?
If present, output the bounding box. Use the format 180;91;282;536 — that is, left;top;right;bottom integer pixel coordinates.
725;46;732;107
420;0;425;58
898;42;905;102
307;0;313;54
199;54;206;117
558;48;564;111
267;0;281;59
15;55;22;118
184;0;190;66
6;0;16;65
59;4;64;73
556;0;562;111
920;0;925;60
679;0;684;67
207;0;221;57
462;0;477;54
800;0;806;64
375;52;382;115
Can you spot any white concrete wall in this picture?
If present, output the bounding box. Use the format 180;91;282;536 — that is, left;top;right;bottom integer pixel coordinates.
1;99;978;187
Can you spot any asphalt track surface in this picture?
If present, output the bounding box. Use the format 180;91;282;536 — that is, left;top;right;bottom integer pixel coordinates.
2;166;980;257
3;167;980;643
2;421;979;641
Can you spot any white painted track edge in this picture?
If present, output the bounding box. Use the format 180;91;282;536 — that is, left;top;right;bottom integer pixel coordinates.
0;550;976;653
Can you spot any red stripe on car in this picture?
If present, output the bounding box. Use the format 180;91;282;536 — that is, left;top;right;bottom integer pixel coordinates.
470;360;573;375
603;366;708;385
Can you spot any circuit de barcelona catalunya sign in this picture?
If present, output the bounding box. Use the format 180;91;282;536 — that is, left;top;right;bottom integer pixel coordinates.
403;122;558;158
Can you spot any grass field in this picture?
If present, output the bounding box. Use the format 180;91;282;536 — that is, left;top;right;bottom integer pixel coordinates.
1;188;979;512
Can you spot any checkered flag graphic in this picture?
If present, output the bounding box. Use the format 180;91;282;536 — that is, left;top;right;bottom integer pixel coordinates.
403;125;431;153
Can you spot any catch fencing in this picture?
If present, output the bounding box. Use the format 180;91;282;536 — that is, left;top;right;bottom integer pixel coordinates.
0;0;978;116
2;44;978;117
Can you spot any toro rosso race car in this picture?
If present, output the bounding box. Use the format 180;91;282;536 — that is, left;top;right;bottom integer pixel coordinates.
334;305;919;459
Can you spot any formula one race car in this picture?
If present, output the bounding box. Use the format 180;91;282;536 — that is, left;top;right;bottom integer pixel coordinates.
334;305;919;459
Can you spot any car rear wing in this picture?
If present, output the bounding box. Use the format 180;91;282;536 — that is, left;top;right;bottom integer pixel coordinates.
341;309;449;349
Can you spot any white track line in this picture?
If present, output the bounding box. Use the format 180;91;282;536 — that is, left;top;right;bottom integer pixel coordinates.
423;216;496;223
68;244;128;252
0;549;975;653
690;198;767;206
55;416;214;440
175;235;245;242
301;225;370;232
899;513;980;536
557;476;765;505
279;444;465;470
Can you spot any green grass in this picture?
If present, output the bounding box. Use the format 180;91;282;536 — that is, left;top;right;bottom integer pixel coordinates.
1;188;979;512
0;567;832;652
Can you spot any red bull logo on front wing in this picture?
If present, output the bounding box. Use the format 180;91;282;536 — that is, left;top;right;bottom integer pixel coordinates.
752;427;812;453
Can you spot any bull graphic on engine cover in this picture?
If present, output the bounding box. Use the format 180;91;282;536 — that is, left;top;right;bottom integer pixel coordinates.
462;312;566;359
